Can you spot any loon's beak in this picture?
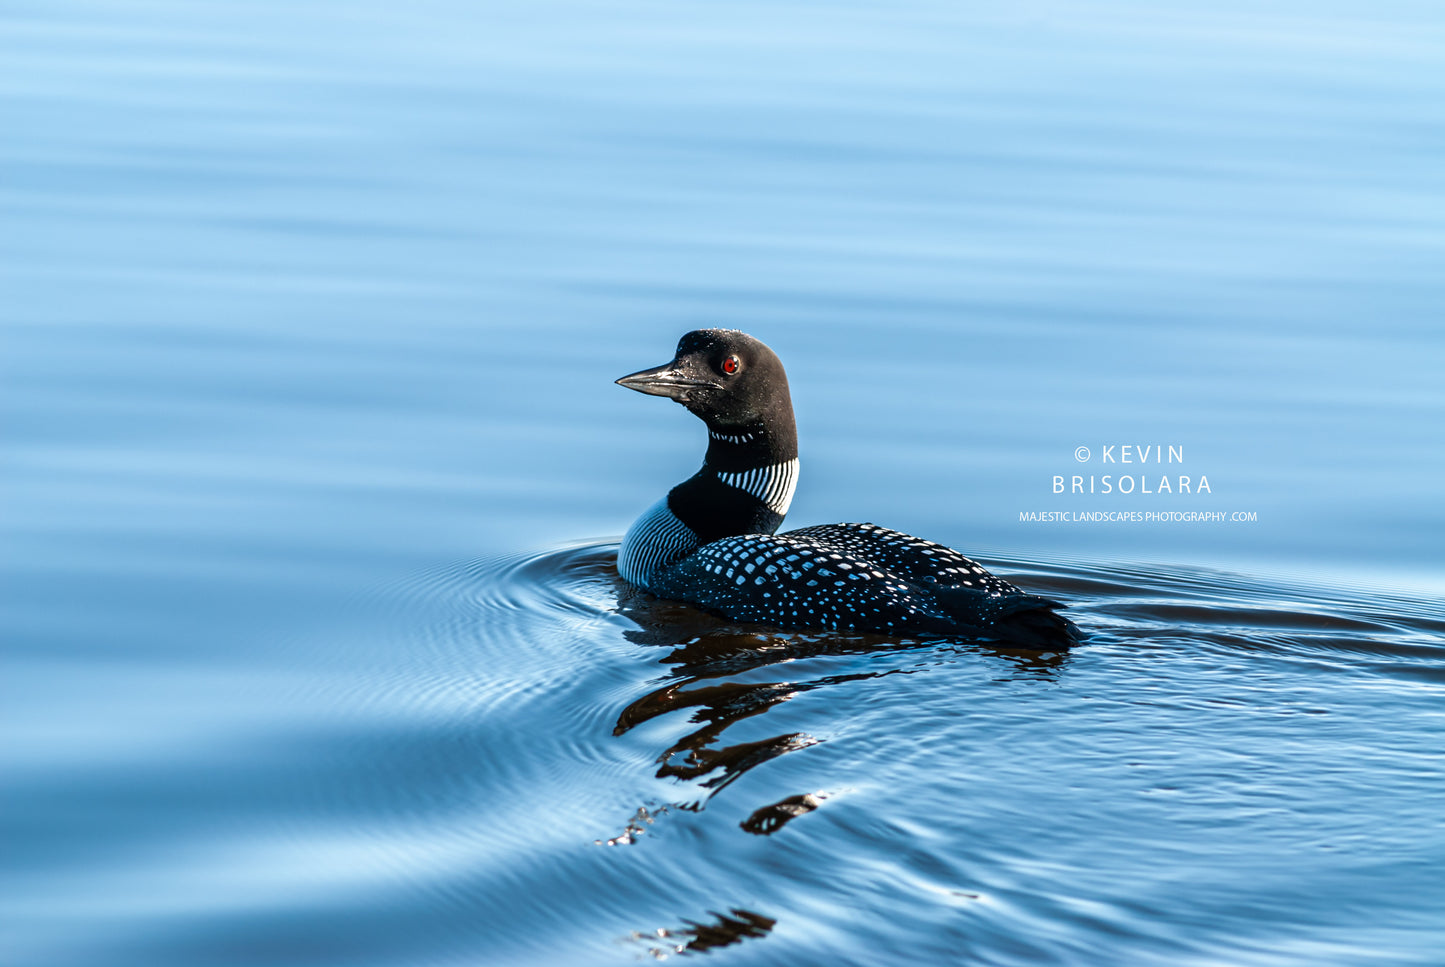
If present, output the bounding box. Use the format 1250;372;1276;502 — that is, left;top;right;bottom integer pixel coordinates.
616;360;718;401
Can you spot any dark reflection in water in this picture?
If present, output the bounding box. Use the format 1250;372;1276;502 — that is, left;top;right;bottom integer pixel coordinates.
612;585;1070;827
741;792;826;836
625;908;777;959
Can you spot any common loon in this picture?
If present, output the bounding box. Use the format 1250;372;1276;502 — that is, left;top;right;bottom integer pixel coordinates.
616;329;1081;649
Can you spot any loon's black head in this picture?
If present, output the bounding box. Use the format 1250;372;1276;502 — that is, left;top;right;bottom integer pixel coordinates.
617;329;798;546
616;329;794;435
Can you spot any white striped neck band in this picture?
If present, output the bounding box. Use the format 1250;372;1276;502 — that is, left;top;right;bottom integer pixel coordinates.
713;458;799;516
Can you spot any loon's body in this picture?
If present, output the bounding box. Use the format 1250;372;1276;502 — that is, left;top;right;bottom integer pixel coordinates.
617;330;1080;649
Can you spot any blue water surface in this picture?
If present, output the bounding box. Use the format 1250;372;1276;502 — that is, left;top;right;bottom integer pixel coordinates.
3;1;1444;965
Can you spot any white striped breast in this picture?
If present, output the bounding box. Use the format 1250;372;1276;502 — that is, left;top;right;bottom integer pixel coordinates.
618;496;700;590
715;457;799;516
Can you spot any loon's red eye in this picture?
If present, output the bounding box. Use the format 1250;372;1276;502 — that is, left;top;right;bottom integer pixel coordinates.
722;355;740;375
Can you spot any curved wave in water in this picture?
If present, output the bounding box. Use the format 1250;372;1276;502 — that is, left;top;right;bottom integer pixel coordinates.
293;542;1445;966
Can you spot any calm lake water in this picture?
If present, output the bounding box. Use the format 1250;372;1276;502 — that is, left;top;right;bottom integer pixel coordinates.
3;1;1444;964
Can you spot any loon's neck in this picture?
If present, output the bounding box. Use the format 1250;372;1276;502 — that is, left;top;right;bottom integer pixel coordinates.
703;421;797;479
666;420;799;545
617;421;800;589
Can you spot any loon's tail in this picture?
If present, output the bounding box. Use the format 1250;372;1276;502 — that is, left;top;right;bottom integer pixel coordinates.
932;587;1083;650
993;596;1082;650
